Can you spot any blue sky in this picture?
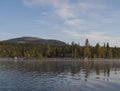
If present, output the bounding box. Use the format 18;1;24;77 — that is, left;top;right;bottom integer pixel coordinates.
0;0;120;46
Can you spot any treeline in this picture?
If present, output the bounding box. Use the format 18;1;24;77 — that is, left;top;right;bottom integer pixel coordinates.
0;39;120;59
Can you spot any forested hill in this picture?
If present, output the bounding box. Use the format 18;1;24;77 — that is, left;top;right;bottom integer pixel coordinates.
2;36;66;45
0;38;120;59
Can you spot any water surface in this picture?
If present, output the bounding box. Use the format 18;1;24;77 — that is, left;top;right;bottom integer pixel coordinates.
0;59;120;91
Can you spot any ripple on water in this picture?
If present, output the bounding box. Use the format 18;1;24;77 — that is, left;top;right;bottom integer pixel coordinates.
0;60;120;91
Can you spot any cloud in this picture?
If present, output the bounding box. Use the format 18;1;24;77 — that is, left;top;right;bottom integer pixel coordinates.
65;19;85;26
64;18;101;30
22;0;105;19
22;0;120;46
53;1;106;20
62;30;81;37
61;29;120;46
55;5;75;19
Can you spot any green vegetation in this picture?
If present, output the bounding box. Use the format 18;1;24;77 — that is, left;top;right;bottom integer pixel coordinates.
0;39;120;59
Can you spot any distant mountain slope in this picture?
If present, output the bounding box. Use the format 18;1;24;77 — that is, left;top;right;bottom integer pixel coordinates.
3;36;66;45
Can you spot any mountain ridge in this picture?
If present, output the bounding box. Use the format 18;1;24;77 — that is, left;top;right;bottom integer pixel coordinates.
2;36;66;45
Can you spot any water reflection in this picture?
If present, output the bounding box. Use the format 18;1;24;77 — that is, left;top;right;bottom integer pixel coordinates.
0;59;120;91
1;59;120;78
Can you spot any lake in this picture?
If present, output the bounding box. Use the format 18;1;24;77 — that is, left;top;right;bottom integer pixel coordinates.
0;58;120;91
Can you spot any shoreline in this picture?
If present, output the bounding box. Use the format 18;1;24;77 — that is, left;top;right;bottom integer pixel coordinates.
0;57;120;62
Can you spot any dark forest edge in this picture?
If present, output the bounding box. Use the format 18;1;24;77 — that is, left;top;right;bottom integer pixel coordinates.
0;39;120;60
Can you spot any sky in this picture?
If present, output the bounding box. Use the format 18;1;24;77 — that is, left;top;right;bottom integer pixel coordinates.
0;0;120;46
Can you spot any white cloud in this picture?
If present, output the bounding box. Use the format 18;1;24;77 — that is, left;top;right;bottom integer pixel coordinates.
61;29;120;46
22;0;105;19
64;18;101;30
62;30;81;37
22;0;120;46
55;6;75;19
65;19;85;26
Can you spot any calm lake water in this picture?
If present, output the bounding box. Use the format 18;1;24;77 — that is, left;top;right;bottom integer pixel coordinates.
0;59;120;91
